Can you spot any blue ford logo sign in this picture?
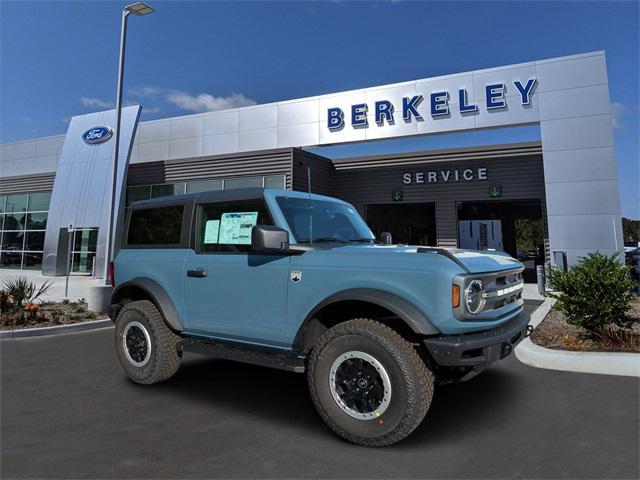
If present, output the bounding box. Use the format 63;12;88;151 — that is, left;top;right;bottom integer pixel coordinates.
82;126;113;144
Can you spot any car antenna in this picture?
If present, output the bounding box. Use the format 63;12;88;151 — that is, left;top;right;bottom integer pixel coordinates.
308;166;313;245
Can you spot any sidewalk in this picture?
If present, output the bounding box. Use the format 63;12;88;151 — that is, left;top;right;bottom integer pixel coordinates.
0;269;103;303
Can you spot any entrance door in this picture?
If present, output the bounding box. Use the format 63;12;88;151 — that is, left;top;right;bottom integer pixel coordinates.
71;228;98;275
365;203;436;246
183;198;290;347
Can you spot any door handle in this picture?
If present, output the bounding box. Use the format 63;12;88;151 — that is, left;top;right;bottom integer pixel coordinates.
187;269;208;278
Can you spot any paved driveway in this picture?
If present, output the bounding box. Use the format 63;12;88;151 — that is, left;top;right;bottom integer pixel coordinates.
2;303;638;479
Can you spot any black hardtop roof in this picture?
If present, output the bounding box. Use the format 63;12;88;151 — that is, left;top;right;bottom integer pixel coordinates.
128;187;271;208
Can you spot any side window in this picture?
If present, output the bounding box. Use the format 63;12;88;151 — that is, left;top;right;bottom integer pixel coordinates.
127;205;184;246
195;199;273;253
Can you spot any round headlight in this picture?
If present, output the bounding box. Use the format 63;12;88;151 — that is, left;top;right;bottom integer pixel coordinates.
465;280;485;314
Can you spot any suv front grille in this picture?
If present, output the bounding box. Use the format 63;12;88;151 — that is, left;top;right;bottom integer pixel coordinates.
481;270;524;312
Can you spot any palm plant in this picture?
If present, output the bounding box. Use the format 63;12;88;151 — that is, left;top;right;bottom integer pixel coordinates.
1;277;54;311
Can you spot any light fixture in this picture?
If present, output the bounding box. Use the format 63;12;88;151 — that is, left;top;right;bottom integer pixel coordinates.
125;2;155;16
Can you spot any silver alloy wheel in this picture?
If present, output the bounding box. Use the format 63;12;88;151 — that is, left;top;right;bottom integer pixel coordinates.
122;321;152;367
329;350;392;420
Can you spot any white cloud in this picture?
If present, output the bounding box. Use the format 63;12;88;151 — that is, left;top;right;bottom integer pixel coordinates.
77;86;257;117
80;97;114;109
129;86;163;98
165;91;256;113
611;101;625;130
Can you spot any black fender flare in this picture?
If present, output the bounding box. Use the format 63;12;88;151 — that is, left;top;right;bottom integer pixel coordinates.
111;278;183;332
293;288;440;351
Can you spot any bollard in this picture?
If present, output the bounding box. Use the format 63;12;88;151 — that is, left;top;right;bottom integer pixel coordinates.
536;265;545;296
544;263;552;291
88;285;113;313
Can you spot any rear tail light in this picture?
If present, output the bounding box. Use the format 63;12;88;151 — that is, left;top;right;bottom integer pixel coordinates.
108;261;115;287
452;284;460;308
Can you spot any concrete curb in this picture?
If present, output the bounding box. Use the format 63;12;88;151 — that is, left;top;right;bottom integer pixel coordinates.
516;297;640;377
0;319;114;339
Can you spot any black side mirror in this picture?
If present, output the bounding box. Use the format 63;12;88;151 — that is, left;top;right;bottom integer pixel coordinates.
251;225;291;253
380;232;393;245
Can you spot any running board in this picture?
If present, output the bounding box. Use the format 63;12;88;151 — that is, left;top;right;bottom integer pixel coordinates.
181;337;306;373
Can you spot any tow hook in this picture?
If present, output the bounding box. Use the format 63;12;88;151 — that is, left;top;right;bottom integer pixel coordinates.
526;324;534;337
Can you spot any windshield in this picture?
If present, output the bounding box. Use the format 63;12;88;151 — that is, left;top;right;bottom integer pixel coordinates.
276;196;375;244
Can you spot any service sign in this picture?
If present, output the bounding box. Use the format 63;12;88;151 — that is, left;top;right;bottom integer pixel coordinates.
82;126;113;144
327;79;537;131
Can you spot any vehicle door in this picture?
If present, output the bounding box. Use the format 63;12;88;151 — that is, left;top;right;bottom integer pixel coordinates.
183;197;290;347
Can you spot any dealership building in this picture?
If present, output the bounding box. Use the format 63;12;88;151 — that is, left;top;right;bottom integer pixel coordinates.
0;51;624;281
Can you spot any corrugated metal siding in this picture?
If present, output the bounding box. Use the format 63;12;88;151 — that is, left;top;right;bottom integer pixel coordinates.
332;153;546;248
0;173;56;194
127;149;294;188
332;143;542;170
126;162;165;186
292;149;334;195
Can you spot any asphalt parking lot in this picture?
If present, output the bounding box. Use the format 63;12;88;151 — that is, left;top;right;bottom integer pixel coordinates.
1;302;638;479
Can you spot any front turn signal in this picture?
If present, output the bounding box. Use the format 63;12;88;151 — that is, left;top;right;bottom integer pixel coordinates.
452;284;460;308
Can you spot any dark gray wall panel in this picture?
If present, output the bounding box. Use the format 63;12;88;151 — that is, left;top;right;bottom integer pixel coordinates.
127;149;295;188
292;149;334;195
0;173;56;194
126;162;166;186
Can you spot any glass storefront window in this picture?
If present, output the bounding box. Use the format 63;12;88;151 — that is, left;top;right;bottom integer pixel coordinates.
0;190;50;270
151;183;185;199
224;177;263;189
5;194;28;213
1;231;24;250
27;192;51;211
0;251;23;268
25;231;45;251
2;213;25;230
126;186;151;206
186;179;223;193
264;175;286;189
22;252;43;270
27;212;47;230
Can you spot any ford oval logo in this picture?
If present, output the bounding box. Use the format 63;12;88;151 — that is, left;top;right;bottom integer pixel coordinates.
82;126;113;144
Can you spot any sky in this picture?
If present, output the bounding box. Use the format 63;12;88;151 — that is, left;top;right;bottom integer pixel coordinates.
1;0;638;218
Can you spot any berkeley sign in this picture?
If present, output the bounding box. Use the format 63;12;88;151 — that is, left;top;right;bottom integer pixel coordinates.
327;78;537;130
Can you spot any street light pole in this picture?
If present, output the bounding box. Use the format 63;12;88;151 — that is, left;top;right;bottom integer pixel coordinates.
104;3;154;286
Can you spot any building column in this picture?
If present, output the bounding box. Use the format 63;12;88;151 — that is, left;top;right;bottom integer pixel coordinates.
537;51;623;266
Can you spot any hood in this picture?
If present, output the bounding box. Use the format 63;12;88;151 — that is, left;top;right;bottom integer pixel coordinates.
326;244;522;274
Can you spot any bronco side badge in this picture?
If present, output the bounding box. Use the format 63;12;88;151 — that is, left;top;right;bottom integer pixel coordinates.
290;271;302;283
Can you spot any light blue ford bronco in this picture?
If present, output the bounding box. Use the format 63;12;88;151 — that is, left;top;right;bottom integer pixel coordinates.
109;188;530;446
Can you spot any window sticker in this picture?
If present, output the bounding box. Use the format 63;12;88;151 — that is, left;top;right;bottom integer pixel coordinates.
203;220;220;244
219;212;258;245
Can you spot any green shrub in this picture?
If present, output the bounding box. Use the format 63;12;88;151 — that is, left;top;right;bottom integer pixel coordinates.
550;252;636;333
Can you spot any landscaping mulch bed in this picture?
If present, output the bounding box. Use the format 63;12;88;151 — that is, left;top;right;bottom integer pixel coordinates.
0;299;107;331
531;297;640;353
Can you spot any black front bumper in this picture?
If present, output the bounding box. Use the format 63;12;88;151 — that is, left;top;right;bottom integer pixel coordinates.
423;310;531;369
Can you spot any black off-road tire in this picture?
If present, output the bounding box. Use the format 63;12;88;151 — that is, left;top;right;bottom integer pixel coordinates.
307;318;434;447
114;300;181;385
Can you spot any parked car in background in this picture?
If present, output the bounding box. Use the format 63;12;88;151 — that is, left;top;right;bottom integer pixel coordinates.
625;246;640;283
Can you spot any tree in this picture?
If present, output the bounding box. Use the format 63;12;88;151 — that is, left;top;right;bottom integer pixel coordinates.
622;217;640;244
